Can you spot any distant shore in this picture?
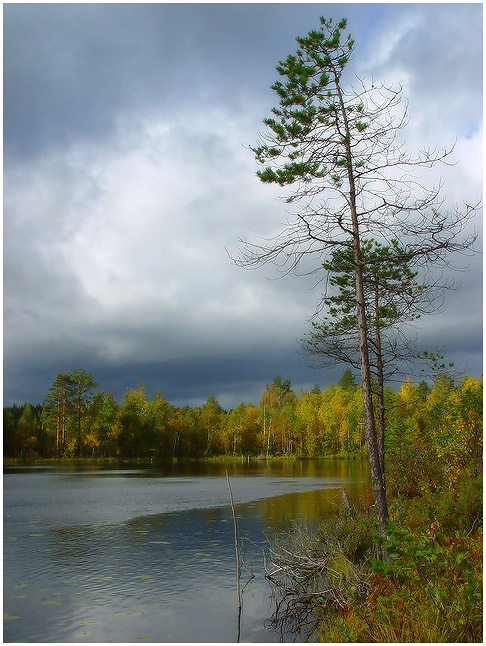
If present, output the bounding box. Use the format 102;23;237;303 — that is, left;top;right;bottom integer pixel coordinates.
3;453;368;468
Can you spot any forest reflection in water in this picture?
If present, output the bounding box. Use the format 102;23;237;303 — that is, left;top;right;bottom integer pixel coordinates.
4;459;370;642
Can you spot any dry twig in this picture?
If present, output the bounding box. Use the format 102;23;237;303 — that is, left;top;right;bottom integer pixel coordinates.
226;471;242;642
264;523;371;638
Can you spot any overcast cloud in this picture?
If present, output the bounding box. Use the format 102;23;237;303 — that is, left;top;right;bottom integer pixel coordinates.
4;3;482;408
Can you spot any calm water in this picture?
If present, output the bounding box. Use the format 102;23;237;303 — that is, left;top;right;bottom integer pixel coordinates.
4;459;370;643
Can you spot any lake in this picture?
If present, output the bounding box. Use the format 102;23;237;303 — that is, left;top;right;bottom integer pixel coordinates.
4;459;370;642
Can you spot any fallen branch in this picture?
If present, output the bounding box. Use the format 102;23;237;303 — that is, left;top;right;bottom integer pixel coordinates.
264;522;371;637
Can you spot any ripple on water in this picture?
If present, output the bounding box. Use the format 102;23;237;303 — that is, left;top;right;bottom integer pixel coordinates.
4;463;370;641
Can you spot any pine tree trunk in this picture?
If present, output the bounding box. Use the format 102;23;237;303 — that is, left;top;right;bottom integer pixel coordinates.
334;66;388;533
374;278;386;479
353;239;388;534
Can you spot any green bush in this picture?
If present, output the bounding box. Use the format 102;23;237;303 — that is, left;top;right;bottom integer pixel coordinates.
390;476;482;536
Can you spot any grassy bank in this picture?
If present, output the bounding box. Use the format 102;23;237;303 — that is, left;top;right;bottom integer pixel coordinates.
268;476;482;642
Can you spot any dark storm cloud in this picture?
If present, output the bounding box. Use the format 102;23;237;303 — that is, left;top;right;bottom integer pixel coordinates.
4;337;342;410
4;3;396;161
4;3;288;158
4;4;482;407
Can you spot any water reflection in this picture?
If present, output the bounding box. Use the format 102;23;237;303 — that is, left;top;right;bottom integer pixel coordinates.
4;460;370;642
4;456;367;479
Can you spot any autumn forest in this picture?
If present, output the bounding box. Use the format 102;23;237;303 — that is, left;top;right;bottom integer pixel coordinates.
3;369;481;494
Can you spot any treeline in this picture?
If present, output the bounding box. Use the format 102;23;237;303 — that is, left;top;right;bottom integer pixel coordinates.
3;369;482;476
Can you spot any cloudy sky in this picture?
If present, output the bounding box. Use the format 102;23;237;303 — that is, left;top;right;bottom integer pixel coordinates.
4;3;482;408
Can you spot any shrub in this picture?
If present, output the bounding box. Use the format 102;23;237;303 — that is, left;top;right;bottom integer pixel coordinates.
312;480;482;643
315;518;482;643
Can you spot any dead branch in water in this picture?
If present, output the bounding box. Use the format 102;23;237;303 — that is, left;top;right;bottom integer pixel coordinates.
264;522;371;637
